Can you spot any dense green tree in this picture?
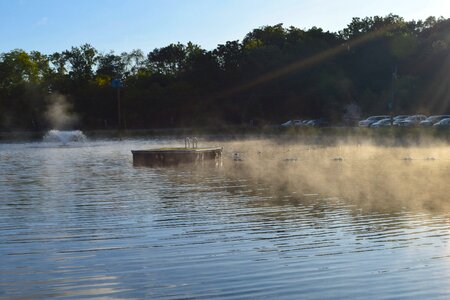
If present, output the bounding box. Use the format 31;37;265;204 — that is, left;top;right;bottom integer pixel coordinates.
0;49;50;129
0;15;449;130
63;43;98;82
213;40;243;72
97;52;126;80
147;43;187;75
121;49;146;77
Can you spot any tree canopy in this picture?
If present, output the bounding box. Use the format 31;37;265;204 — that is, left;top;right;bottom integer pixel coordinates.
0;14;449;130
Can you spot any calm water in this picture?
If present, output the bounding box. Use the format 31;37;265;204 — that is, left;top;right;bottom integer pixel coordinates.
1;138;450;299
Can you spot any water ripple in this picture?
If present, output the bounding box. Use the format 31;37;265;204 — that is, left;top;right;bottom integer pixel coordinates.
1;140;450;299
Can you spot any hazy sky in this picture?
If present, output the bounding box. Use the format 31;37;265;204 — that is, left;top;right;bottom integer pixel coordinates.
0;0;448;54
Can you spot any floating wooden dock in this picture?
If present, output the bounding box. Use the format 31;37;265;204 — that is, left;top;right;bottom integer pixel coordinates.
132;147;223;166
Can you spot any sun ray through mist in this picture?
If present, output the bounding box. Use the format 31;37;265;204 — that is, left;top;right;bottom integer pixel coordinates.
423;52;450;113
213;23;403;100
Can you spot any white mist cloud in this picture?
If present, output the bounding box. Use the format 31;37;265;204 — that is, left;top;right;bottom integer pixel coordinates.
44;93;78;130
213;138;450;213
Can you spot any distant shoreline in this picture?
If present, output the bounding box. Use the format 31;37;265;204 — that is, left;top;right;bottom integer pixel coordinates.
1;127;449;146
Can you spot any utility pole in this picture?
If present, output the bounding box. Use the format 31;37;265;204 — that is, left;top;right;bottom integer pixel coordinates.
111;79;123;130
117;85;121;129
390;65;397;124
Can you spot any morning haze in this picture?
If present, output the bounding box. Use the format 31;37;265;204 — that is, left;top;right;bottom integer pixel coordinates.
0;1;449;299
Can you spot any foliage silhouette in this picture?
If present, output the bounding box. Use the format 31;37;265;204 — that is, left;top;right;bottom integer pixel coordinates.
0;14;449;130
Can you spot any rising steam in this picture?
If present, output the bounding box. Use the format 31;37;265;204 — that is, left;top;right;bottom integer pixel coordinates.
45;93;79;130
198;138;450;213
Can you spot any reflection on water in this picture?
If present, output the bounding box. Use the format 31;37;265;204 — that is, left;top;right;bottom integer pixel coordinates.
1;138;450;299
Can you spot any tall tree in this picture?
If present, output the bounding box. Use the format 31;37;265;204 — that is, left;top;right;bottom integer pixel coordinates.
63;44;98;82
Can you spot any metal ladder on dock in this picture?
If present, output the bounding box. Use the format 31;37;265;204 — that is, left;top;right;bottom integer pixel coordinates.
185;137;198;149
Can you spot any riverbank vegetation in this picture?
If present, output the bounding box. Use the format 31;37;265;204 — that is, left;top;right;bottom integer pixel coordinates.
0;14;449;130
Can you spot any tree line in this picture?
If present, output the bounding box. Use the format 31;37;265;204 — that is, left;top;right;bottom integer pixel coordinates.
0;14;449;130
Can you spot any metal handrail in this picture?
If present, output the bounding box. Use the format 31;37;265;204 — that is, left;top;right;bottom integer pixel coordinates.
185;137;198;149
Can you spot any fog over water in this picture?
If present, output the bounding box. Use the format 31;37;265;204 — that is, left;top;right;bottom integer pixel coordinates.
221;138;450;212
1;136;449;299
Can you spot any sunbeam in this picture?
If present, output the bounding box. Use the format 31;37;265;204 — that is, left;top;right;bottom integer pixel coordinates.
213;22;404;99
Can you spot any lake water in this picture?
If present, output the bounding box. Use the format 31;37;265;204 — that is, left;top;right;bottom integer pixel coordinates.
1;137;450;299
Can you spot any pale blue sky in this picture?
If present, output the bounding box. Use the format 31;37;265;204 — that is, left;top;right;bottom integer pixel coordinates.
0;0;448;54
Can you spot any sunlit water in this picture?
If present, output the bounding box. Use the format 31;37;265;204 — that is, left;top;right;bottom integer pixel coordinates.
1;138;450;299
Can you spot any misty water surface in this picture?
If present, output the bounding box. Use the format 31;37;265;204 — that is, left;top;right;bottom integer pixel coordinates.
1;137;450;299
